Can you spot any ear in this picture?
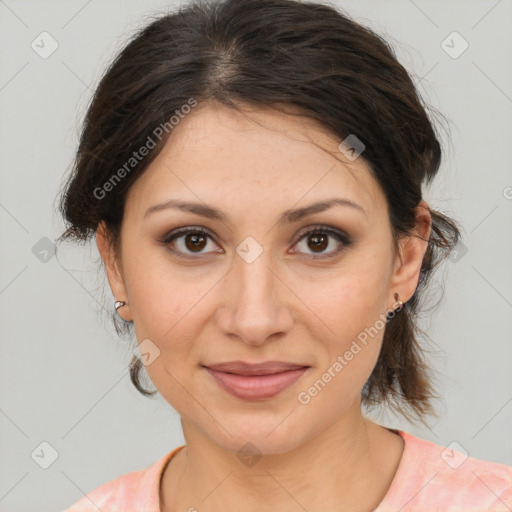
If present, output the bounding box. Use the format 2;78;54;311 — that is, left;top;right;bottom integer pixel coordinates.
389;200;432;307
96;221;132;322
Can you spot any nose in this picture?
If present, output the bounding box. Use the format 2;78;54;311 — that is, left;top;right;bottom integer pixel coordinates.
215;248;294;347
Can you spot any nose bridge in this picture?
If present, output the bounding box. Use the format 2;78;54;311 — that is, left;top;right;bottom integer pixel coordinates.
237;245;275;301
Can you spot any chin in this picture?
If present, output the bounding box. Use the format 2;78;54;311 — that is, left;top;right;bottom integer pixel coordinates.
222;432;304;457
205;413;310;456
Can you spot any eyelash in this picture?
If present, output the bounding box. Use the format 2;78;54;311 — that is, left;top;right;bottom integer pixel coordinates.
158;224;353;260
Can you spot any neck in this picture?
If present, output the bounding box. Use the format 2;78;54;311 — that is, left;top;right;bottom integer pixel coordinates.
160;407;404;512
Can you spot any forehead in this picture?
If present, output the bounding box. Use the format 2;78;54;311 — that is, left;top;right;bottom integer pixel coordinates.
125;102;386;221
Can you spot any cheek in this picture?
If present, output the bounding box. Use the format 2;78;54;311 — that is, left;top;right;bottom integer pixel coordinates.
125;261;206;403
299;261;389;386
123;243;210;335
122;251;221;385
297;281;386;415
306;265;389;342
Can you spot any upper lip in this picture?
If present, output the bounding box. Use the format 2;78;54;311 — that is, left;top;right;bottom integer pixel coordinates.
204;361;309;376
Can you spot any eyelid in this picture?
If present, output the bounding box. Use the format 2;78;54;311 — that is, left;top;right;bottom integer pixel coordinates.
294;224;351;243
160;225;215;243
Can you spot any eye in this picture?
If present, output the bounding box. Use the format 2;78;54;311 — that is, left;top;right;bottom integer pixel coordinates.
159;224;353;260
292;225;353;258
159;226;221;259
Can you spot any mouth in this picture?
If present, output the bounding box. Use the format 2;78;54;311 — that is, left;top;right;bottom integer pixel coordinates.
202;361;310;400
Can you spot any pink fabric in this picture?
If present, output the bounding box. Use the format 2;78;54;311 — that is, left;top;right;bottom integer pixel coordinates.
63;429;512;511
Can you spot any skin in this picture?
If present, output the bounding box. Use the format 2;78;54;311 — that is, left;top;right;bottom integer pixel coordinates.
96;101;431;511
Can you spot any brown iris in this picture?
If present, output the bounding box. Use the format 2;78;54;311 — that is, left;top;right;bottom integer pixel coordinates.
307;232;328;253
185;233;208;252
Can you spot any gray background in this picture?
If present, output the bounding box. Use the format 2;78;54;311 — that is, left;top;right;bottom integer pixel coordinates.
0;0;511;510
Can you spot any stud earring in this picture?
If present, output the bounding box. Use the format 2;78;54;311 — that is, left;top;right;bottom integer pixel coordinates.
394;292;403;311
115;300;127;311
387;293;403;320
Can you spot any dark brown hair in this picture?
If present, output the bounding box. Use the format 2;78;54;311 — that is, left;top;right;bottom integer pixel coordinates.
57;0;461;426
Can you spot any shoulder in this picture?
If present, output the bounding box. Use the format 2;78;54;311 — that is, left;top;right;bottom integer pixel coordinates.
62;467;146;512
376;429;512;512
62;446;185;512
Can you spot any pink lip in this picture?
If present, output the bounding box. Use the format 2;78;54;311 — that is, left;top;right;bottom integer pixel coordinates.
203;361;310;400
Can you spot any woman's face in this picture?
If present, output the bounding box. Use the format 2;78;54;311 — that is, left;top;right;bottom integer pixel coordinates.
98;102;429;454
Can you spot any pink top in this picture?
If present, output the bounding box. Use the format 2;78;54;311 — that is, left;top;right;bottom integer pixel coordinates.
63;429;512;511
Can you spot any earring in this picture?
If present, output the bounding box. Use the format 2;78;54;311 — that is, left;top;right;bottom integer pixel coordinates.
387;293;403;319
115;300;127;311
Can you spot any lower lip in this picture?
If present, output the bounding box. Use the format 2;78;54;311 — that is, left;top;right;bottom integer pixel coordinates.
205;367;309;400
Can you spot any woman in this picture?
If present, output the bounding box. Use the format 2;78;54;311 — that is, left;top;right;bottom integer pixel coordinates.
59;0;512;510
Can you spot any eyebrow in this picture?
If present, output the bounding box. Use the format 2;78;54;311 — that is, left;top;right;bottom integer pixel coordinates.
143;197;366;223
